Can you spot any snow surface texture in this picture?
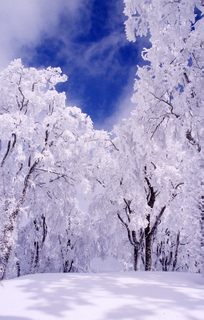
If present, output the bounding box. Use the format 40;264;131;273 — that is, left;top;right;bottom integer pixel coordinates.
0;272;203;320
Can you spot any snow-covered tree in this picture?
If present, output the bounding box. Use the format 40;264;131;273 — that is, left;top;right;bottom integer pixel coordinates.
0;59;109;279
0;0;203;278
121;0;204;271
89;0;203;272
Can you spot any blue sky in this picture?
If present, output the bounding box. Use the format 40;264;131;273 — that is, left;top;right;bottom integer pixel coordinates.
0;0;150;130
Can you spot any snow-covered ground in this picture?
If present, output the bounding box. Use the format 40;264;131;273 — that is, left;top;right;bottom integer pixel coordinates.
0;272;203;320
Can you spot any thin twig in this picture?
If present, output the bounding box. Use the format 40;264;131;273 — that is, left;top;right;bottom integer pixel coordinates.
35;168;76;180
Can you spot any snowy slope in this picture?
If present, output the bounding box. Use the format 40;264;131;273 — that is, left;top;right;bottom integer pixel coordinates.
0;272;203;320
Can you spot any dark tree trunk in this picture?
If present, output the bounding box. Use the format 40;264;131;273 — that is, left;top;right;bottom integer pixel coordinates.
134;245;140;271
145;233;152;271
144;206;166;271
117;210;144;271
144;214;152;271
172;231;180;271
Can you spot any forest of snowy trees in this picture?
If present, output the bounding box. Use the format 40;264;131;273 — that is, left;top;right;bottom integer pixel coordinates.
0;0;203;280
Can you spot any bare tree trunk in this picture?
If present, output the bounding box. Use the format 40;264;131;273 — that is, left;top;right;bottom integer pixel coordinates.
172;231;180;271
145;233;152;271
145;214;152;271
117;210;144;271
144;206;166;271
134;245;141;271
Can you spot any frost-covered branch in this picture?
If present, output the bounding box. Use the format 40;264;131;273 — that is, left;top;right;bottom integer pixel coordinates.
150;92;179;118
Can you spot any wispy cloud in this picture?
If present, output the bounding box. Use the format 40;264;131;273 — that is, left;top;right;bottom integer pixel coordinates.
97;65;138;131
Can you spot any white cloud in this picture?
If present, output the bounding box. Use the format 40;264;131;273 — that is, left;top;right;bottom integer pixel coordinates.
0;0;86;70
